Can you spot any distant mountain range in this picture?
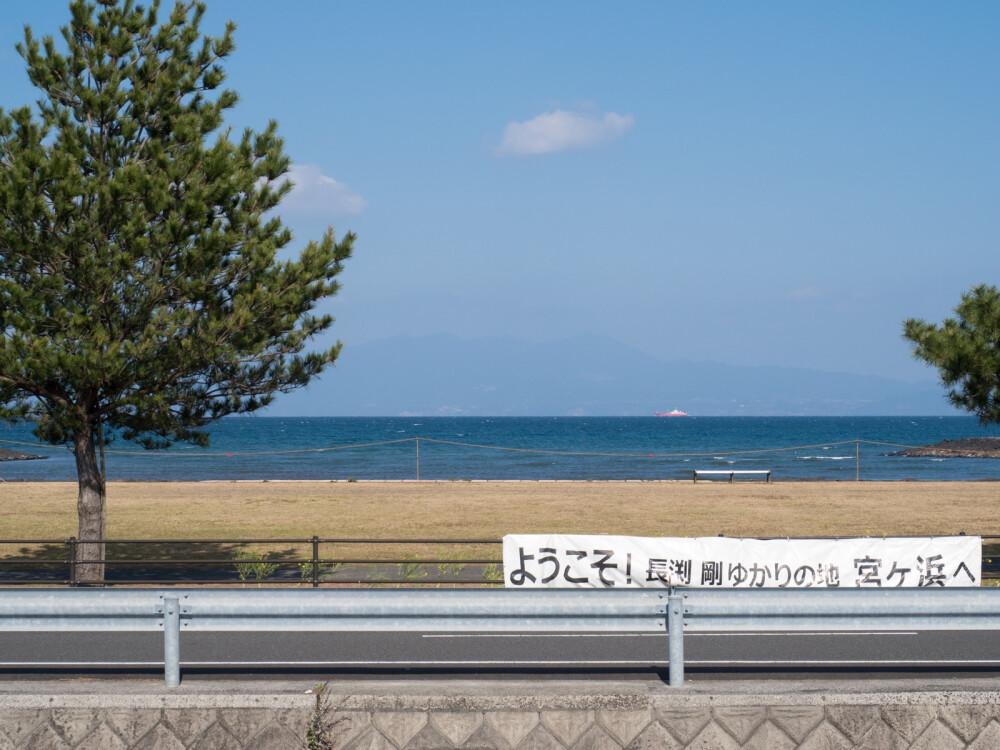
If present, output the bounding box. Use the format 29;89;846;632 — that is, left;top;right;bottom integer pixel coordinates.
266;333;958;417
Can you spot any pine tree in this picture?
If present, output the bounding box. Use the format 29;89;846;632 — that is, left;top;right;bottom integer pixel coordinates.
903;284;1000;425
0;0;354;581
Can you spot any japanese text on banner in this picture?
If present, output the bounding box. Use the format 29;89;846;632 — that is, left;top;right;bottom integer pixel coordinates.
502;535;981;589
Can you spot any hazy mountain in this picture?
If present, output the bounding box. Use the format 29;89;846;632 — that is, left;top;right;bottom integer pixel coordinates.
266;333;957;417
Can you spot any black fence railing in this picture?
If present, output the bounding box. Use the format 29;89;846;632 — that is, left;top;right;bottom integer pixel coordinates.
0;537;505;587
1;536;998;587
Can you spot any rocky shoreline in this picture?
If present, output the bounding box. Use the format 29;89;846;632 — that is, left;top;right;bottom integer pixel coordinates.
0;447;44;461
889;437;1000;458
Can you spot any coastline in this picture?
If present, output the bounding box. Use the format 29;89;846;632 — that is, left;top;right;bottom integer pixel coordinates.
4;416;1000;482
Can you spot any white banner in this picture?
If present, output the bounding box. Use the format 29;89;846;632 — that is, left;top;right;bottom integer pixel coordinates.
502;535;981;588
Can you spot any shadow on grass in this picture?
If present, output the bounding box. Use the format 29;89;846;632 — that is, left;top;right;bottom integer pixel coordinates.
0;541;505;586
0;541;304;584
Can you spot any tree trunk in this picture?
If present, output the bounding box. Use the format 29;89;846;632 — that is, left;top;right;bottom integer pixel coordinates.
74;425;105;583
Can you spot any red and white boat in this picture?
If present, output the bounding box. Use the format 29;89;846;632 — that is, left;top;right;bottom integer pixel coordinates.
654;409;688;417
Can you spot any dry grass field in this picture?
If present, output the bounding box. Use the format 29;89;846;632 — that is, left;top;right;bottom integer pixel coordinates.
2;479;998;540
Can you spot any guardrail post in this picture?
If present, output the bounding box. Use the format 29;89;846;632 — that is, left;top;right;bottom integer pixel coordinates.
68;537;77;586
311;536;320;588
163;597;180;687
667;592;684;687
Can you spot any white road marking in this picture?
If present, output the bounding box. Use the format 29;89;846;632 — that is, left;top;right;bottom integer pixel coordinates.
422;633;665;639
423;631;919;638
689;631;919;637
688;659;1000;665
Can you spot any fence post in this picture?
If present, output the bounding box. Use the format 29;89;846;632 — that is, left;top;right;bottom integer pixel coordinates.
68;537;77;587
163;597;180;687
311;536;320;588
667;592;684;687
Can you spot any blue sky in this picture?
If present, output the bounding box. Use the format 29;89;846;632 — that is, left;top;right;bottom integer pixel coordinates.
1;1;997;383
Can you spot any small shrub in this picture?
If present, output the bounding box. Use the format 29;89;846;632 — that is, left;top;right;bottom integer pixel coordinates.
365;567;390;583
234;548;278;584
304;684;347;750
397;560;428;585
298;561;343;585
482;562;503;583
435;545;467;580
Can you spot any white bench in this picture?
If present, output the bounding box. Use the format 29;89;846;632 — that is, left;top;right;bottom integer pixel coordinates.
693;470;770;483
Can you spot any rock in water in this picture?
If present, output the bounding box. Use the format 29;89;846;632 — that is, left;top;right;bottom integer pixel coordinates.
889;437;1000;458
0;447;44;461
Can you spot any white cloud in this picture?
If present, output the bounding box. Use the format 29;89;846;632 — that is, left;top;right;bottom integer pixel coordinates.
279;163;367;217
496;109;634;156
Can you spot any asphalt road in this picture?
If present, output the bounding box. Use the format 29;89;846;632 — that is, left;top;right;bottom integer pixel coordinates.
3;629;1000;681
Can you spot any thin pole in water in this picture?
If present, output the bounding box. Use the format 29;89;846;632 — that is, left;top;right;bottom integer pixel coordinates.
416;437;420;481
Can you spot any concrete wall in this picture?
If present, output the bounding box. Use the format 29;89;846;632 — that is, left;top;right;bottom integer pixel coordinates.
1;679;999;749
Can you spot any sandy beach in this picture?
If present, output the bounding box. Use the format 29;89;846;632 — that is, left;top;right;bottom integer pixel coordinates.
2;480;998;540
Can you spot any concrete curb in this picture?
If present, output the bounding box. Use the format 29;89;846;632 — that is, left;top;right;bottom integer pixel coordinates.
2;679;1000;749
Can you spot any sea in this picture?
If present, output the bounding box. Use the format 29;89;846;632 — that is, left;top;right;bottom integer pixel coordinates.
2;416;1000;482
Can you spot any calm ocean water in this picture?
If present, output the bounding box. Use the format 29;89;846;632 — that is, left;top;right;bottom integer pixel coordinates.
2;416;1000;482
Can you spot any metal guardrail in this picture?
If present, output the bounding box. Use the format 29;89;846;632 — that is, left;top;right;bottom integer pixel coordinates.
3;587;1000;687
